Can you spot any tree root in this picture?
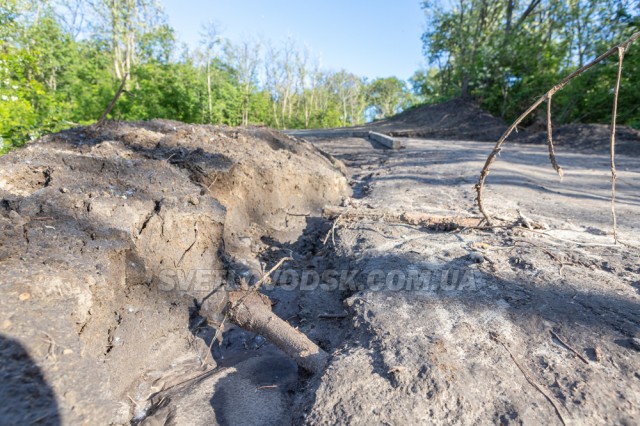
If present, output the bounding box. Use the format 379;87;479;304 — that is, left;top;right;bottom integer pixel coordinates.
323;206;482;231
475;31;639;235
225;291;329;374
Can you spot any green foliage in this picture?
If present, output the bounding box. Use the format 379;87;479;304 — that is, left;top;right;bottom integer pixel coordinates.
418;0;640;126
0;3;415;154
367;77;412;120
0;7;74;152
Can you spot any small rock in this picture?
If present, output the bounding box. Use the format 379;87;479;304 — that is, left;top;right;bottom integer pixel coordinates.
63;348;74;355
8;210;28;226
60;187;68;193
469;252;485;263
18;292;30;301
594;346;603;362
630;338;640;352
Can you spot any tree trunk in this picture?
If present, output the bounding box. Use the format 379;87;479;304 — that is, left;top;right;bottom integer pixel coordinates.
206;60;213;124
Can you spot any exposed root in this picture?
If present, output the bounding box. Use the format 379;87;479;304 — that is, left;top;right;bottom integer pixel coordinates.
225;291;329;374
322;206;482;231
475;31;640;230
550;330;589;365
546;95;563;179
490;332;568;426
206;256;328;374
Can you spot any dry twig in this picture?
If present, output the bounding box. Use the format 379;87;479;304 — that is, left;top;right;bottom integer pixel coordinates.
546;95;563;179
323;213;343;246
490;332;567;426
476;32;640;234
550;330;589;365
610;46;625;243
256;385;278;390
96;73;129;127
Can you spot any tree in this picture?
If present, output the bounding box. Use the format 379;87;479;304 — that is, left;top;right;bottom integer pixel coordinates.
225;38;261;126
199;21;222;124
367;77;411;120
88;0;167;80
420;0;639;125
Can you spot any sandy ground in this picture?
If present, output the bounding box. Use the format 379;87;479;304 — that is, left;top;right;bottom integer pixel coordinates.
0;122;348;425
295;135;640;424
1;112;639;424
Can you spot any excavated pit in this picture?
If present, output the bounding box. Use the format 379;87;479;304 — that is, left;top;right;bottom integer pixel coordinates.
0;121;349;424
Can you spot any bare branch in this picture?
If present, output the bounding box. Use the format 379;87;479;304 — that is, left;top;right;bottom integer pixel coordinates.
610;46;625;243
96;72;129;127
475;31;640;225
546;95;563;179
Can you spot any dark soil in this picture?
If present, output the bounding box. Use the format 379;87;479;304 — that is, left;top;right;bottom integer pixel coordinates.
0;121;348;424
2;98;640;425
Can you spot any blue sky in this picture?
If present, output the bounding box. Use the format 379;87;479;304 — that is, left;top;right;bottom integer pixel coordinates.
161;0;426;82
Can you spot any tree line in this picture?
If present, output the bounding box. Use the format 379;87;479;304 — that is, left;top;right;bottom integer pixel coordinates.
3;0;638;154
413;0;640;127
0;0;414;153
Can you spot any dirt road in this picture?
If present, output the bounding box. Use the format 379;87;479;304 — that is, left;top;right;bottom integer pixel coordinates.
1;121;639;424
295;135;640;424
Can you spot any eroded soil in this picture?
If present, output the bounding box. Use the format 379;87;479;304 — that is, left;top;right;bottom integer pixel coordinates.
1;103;639;425
297;135;640;425
0;121;348;424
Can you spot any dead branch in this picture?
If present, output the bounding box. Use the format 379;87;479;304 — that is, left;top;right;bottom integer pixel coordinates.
322;206;482;230
476;32;640;226
490;332;567;426
96;73;129;127
546;96;563;179
610;47;625;243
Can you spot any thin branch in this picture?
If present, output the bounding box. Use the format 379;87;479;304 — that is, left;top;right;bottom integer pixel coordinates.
97;72;129;127
546;95;563;179
512;0;542;32
490;332;567;426
476;31;640;225
610;46;625;243
550;330;589;365
252;256;292;291
323;214;343;246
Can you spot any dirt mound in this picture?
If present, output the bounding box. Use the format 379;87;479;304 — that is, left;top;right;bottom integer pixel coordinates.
512;123;640;156
364;98;640;156
0;121;348;424
365;98;508;142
